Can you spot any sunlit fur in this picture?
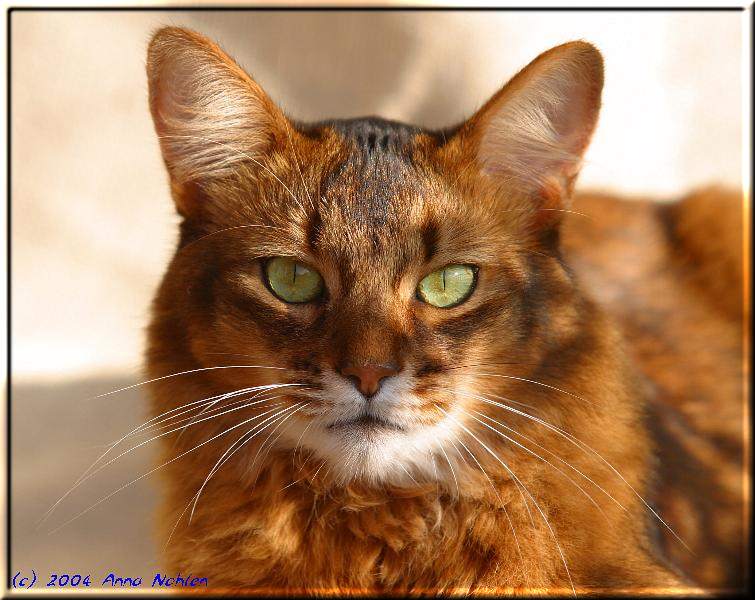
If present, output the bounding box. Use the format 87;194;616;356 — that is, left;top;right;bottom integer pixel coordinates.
144;27;744;594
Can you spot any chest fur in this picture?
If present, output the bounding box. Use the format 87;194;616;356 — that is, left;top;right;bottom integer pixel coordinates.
158;461;567;593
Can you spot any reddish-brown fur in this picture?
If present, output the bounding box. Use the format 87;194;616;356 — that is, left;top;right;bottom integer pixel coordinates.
145;28;747;594
562;189;747;590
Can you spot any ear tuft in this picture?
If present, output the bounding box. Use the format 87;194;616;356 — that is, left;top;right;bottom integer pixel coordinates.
472;41;604;197
147;27;282;184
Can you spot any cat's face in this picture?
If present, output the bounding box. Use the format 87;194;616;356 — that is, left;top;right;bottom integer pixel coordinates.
170;120;544;484
147;28;603;486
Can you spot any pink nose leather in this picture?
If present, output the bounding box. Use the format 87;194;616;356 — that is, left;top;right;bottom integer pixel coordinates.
340;364;399;398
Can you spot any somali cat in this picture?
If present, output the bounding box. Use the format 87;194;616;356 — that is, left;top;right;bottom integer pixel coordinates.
145;27;745;594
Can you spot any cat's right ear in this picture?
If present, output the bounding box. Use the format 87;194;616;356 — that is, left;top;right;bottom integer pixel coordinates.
147;27;286;215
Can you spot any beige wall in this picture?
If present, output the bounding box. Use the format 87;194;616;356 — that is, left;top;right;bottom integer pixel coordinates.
11;10;744;380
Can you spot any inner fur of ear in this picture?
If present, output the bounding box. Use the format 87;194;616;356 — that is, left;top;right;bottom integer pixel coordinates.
476;42;604;196
147;27;280;183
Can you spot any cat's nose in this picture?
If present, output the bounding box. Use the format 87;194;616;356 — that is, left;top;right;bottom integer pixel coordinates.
339;363;400;398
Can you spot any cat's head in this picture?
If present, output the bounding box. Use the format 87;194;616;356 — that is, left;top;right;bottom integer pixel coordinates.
147;28;603;486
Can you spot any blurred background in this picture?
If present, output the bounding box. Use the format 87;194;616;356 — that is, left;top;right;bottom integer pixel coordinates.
10;9;746;581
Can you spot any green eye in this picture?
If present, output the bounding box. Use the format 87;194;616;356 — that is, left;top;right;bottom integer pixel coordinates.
417;264;477;308
265;257;324;304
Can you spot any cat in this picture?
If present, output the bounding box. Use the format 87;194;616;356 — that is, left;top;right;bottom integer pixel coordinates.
145;27;745;594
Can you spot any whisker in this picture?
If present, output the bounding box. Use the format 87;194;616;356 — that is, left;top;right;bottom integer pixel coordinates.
247;404;307;492
42;393;297;528
158;134;306;215
171;384;300;446
179;224;286;254
118;385;280;440
296;450;314;474
453;417;536;530
292;419;315;469
454;388;623;514
446;436;469;467
189;403;305;523
429;447;440;488
163;402;293;548
435;441;459;495
459;407;609;520
121;388;300;450
283;120;316;212
279;478;301;492
422;381;541;414
319;464;333;485
88;365;287;400
500;206;594;220
452;434;527;579
38;384;292;528
397;462;419;485
310;460;327;482
423;361;538;374
143;385;298;444
436;405;576;596
47;403;292;535
472;407;626;514
470;372;597;407
471;391;690;552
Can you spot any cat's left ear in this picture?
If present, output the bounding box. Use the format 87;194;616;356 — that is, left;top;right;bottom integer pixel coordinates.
459;41;604;208
147;27;288;204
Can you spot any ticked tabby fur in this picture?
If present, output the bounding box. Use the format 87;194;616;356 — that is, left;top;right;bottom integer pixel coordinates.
145;27;745;594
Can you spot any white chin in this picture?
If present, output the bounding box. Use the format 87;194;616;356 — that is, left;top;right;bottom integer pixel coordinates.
328;424;411;483
281;416;461;487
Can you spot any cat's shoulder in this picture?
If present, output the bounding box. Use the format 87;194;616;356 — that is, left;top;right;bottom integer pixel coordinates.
564;186;743;319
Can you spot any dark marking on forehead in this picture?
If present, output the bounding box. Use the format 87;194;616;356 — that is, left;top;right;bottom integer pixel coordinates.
296;117;452;261
329;117;423;157
297;116;451;157
306;205;323;253
421;220;440;262
315;119;425;245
